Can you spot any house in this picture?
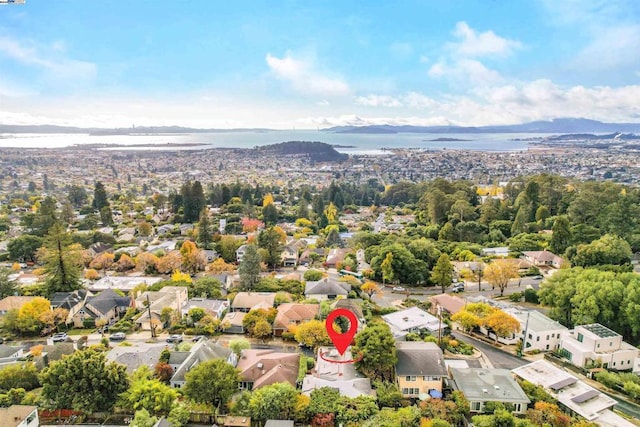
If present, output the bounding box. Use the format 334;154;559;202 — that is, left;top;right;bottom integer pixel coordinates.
428;294;465;316
179;223;194;236
181;298;229;319
71;289;131;328
558;323;639;370
304;278;350;301
298;248;324;266
513;360;637;427
324;248;350;268
521;250;563;270
236;349;299;391
236;244;249;263
396;341;448;399
156;224;175;236
301;347;374;398
382;306;446;340
107;343;168;374
87;275;163;294
231;292;276;313
170;340;237;388
208;273;233;290
0;345;24;366
0;296;37;317
280;245;298;267
134;286;188;330
146;239;177;253
0;405;38;427
502;307;567;352
481;247;510;257
449;368;529;414
50;289;89;325
221;311;247;334
87;242;113;258
202;249;218;263
272;303;319;336
331;299;366;332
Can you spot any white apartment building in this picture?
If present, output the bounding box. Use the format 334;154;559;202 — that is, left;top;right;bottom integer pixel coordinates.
558;323;639;370
504;307;568;352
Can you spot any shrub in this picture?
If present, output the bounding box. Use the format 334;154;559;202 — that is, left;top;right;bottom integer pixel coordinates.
524;288;539;304
509;292;522;302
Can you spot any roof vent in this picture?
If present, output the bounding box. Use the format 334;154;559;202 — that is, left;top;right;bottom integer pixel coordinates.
494;385;500;390
482;388;488;393
257;362;263;369
403;317;409;322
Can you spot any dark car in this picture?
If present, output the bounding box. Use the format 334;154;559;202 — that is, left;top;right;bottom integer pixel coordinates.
109;332;126;341
166;334;183;344
192;335;204;342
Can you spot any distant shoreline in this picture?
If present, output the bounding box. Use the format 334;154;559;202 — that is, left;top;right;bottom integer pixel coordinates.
424;137;471;142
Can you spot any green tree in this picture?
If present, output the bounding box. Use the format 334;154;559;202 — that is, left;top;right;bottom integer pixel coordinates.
308;387;340;415
239;244;261;291
68;185;88;208
42;223;82;296
248;382;298;421
31;196;58;236
572;234;632;267
217;235;241;263
252;319;272;342
121;377;178;416
7;235;43;263
196;209;213;249
337;395;379;426
130;409;157;427
380;252;394;285
258;227;284;269
39;347;128;414
0;363;40;392
303;269;324;281
352;322;397;381
100;206;113;226
92;181;110;211
180;181;206;223
184;359;240;411
432;253;454;293
0;268;17;298
262;202;279;226
549;216;572;255
229;338;251;357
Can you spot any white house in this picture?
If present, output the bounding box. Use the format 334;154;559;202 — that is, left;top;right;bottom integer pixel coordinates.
382;306;446;341
0;405;39;427
450;368;529;414
558;324;639;370
503;307;568;352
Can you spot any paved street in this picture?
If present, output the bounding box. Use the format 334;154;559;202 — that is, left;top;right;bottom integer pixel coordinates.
454;333;528;370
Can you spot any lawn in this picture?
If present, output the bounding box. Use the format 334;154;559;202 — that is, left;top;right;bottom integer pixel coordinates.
67;329;95;336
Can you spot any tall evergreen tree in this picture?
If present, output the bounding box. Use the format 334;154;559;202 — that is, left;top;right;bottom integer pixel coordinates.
258;227;283;269
549;216;572;255
196;209;213;250
32;196;58;236
239;244;261;291
92;181;109;210
43;223;82;296
432;253;454;293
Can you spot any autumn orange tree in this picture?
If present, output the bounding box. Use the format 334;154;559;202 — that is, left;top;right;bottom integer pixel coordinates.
484;259;520;296
361;281;383;299
483;310;520;342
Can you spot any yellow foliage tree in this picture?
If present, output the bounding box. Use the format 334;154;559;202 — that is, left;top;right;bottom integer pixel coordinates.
90;252;115;270
361;281;383;299
156;251;183;274
263;193;275;207
273;226;287;244
207;257;236;273
324;202;338;223
180;240;203;274
84;269;100;280
483;310;521;342
11;262;21;272
171;270;192;283
294;319;331;349
484;259;520;296
116;254;135;271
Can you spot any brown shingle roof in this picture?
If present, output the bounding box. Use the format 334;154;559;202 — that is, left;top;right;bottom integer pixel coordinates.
236;349;299;389
273;303;319;331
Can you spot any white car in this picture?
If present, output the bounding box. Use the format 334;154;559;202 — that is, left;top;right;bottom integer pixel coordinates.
392;286;406;292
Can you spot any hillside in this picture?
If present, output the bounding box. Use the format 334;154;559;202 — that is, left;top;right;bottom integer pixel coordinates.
256;141;348;163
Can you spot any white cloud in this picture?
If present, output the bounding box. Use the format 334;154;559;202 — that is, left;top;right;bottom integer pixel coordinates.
265;51;350;97
428;58;502;85
450;21;522;58
354;94;402;107
0;36;97;85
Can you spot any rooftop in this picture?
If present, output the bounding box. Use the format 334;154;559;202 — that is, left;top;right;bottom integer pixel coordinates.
395;341;447;377
581;323;620;339
450;368;530;404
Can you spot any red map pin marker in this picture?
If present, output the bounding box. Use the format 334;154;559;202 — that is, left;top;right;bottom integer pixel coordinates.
325;308;358;356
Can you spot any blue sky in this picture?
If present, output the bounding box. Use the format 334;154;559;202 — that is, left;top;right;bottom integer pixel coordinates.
0;0;639;128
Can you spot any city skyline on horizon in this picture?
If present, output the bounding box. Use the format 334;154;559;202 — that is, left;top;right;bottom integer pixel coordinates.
0;0;639;129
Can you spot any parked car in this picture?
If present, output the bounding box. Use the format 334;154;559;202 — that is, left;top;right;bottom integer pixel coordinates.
192;335;204;342
392;286;406;292
109;332;126;341
531;275;543;280
451;283;465;293
166;334;183;344
52;332;68;343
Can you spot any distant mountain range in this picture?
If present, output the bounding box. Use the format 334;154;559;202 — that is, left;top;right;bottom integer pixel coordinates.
323;118;640;134
1;118;640;135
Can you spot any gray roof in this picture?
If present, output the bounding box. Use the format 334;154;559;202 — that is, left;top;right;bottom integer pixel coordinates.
304;279;350;296
50;290;88;310
171;341;233;383
265;421;294;427
395;341;447;377
450;368;530;404
168;351;190;365
86;289;130;316
108;344;167;374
